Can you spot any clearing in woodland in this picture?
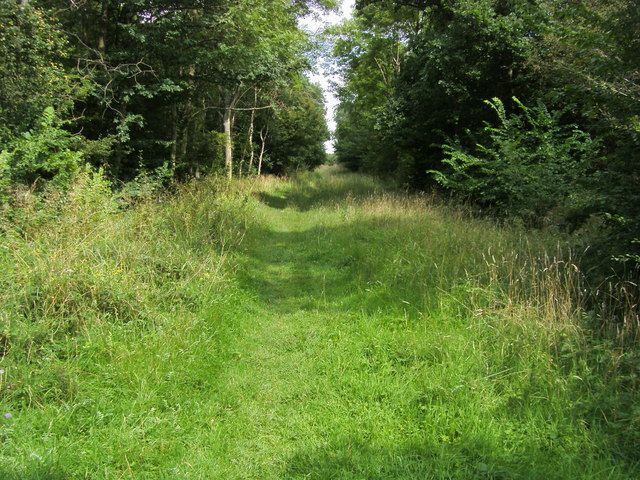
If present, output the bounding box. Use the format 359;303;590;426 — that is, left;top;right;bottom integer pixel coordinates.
2;167;636;479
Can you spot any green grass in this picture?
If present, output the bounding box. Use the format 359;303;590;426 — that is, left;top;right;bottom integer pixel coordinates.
0;165;637;478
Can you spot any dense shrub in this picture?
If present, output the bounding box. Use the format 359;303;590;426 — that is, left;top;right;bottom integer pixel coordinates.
0;108;84;195
0;168;251;374
433;98;597;226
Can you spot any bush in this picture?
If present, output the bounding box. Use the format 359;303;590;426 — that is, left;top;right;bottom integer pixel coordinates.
1;107;85;195
431;98;598;226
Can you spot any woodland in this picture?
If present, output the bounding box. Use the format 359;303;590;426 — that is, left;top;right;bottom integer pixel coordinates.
0;0;331;187
334;0;640;281
0;0;639;478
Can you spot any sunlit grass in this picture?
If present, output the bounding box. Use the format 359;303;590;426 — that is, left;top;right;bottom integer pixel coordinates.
0;166;636;478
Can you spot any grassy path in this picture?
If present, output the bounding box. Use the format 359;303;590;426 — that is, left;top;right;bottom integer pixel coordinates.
176;168;635;479
3;167;636;479
200;176;413;477
205;173;443;478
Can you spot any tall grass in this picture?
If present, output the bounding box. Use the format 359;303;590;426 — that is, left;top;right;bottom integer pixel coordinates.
283;168;640;466
0;166;637;477
0;168;251;411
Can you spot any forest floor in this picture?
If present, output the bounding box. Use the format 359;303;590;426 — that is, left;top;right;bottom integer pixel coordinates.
2;166;637;479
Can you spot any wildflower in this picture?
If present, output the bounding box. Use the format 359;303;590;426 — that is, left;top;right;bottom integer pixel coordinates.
3;413;12;420
0;369;4;375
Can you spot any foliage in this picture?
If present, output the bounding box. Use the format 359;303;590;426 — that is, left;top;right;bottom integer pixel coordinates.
0;1;82;144
265;78;330;174
536;0;640;273
433;98;597;225
333;0;640;275
117;162;174;204
0;0;333;181
331;3;417;174
0;107;85;196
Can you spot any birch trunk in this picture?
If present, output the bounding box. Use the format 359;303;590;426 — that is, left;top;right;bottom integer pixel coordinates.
223;106;233;179
258;126;268;176
247;88;257;174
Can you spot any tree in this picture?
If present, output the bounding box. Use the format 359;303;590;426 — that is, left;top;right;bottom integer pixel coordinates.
262;77;330;175
332;1;419;174
332;0;639;276
209;0;311;178
0;1;82;144
29;0;333;180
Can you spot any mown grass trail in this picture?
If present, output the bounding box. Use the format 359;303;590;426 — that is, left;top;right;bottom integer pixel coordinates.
176;167;636;479
2;167;637;478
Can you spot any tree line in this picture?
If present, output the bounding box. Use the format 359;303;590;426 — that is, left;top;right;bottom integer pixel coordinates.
0;0;332;201
333;0;639;281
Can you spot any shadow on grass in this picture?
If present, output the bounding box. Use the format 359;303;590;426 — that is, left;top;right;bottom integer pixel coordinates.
256;172;385;212
0;465;69;480
236;224;358;313
258;191;290;210
284;439;563;480
235;217;437;316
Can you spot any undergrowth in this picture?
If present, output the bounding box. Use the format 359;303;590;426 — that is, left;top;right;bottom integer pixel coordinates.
0;168;251;447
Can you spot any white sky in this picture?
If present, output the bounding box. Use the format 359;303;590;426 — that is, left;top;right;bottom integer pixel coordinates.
299;0;356;153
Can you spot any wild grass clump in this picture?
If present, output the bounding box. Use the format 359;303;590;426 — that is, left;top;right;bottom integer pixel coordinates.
0;168;251;407
306;168;639;467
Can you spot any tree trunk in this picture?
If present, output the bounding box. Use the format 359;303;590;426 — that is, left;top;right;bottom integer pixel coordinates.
258;126;268;176
180;122;189;163
247;88;257;174
99;0;109;54
222;88;243;179
223;105;233;179
238;144;246;177
170;104;178;171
